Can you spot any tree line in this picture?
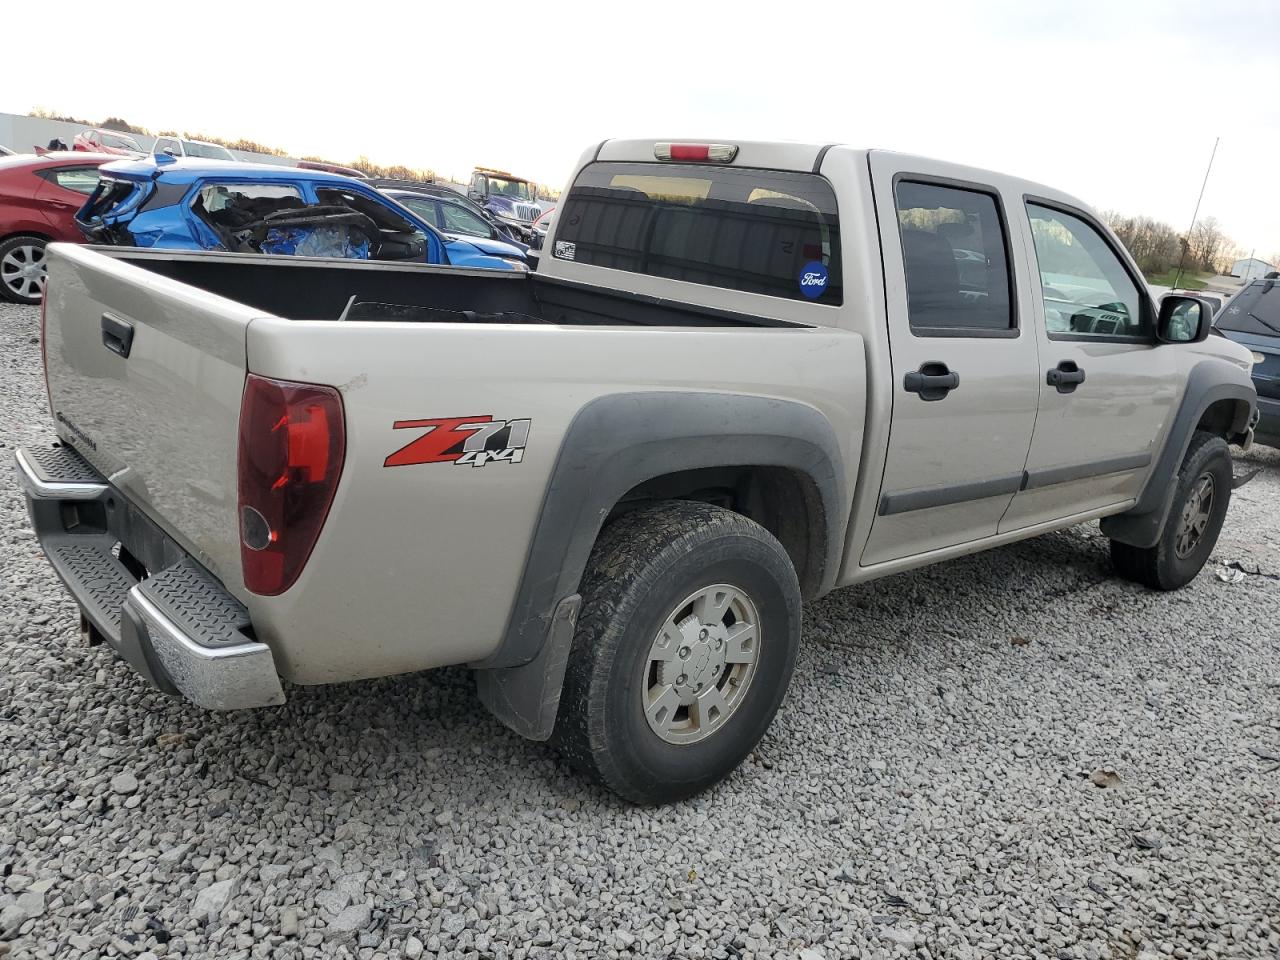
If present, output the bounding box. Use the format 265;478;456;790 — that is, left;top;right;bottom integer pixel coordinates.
1102;209;1274;278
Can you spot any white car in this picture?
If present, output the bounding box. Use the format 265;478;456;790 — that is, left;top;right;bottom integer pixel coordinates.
151;136;237;162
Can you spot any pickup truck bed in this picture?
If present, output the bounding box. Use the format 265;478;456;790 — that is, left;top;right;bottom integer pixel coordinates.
29;242;864;698
113;248;803;327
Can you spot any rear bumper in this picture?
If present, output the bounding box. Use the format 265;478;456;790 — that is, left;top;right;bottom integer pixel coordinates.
14;444;284;710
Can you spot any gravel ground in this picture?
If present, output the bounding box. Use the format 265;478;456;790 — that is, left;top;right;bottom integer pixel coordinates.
2;298;1279;959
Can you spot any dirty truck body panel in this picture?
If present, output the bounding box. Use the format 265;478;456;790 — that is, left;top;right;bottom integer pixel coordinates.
34;242;865;687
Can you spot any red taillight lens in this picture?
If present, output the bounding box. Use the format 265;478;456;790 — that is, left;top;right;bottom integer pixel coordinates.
670;144;710;162
653;142;739;163
237;374;345;596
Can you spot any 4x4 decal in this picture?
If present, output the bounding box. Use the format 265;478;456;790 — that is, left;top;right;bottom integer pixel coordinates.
384;416;531;468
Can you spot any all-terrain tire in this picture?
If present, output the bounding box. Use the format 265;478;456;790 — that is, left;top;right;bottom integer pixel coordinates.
553;501;801;804
1110;431;1232;590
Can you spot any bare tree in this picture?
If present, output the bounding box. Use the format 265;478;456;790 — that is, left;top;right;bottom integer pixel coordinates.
1187;217;1228;273
1103;210;1183;275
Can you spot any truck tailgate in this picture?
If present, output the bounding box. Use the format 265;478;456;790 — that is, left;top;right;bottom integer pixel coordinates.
41;243;263;593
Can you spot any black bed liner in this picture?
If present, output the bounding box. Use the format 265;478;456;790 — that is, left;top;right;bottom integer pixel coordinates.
98;248;809;329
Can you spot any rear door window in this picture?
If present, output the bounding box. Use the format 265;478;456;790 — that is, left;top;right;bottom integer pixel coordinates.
894;181;1014;333
1217;280;1280;338
553;161;842;304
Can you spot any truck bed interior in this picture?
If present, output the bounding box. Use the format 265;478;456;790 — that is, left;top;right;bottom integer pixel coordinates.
100;250;804;329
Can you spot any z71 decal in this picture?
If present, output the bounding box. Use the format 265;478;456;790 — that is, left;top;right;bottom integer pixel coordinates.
384;416;531;468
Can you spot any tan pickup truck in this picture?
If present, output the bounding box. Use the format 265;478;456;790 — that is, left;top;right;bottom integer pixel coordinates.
17;139;1256;803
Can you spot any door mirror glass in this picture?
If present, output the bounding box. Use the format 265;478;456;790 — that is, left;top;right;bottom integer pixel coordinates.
1157;295;1209;343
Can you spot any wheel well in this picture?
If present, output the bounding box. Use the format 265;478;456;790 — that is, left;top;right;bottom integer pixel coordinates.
1;231;53;244
608;466;827;598
1197;397;1252;442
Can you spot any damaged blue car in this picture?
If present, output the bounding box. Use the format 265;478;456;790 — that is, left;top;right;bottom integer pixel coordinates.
76;156;529;271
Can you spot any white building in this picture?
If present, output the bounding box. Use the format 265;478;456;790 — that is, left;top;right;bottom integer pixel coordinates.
1232;257;1275;282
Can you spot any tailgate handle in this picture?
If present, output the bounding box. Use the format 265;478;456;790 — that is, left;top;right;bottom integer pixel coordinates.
101;313;134;359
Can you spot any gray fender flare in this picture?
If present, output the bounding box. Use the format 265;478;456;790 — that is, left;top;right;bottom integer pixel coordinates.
1101;359;1255;549
474;391;848;740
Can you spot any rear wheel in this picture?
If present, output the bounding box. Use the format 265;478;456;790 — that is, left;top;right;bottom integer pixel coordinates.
1110;431;1232;590
554;501;801;804
0;235;49;304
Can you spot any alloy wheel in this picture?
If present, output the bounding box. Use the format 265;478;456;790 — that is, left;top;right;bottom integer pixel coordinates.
0;243;46;302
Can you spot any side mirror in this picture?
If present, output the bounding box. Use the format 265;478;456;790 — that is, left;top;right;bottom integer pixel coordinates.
1157;295;1211;344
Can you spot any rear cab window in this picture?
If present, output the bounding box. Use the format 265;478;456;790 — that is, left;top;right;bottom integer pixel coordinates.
553;161;842;304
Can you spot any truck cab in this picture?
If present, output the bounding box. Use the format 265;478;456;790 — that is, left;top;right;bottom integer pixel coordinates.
467;167;542;241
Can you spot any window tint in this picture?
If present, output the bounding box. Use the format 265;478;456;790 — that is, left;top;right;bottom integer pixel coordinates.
1027;204;1147;339
101;132;140;151
439;202;491;237
488;176;532;200
1216;280;1280;337
185;141;236;161
894;181;1013;333
554;161;842;304
396;196;441;228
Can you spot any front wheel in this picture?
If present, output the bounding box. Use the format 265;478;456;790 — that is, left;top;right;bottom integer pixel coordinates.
553;501;801;804
1110;431;1233;590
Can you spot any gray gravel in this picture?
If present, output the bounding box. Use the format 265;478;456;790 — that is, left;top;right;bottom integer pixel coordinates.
2;298;1279;959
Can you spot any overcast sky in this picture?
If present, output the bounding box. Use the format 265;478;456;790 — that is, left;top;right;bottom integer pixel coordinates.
6;0;1277;255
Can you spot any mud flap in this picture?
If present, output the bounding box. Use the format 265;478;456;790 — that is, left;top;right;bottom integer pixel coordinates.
474;594;581;741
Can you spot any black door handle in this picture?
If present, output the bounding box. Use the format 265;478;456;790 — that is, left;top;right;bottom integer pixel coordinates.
903;361;959;401
1046;360;1085;393
101;313;134;358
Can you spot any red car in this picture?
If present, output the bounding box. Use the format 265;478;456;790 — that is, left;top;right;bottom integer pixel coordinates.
0;152;114;303
72;128;143;157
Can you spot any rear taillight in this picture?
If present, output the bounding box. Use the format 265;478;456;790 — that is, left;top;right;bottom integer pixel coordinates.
653;142;739;163
237;374;345;596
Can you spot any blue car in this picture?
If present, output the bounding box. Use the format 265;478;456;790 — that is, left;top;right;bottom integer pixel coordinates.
1214;273;1280;447
76;156;528;271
